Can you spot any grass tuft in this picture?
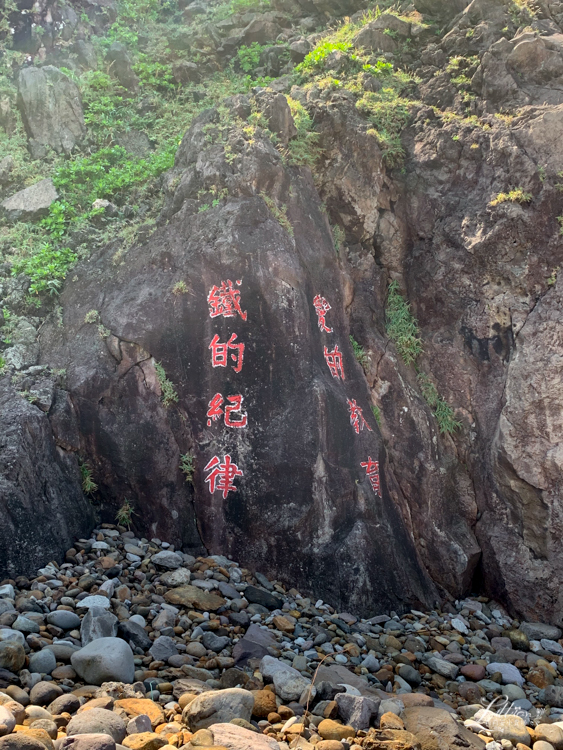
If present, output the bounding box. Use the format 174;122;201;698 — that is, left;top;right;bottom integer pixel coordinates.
350;335;369;368
489;188;532;207
155;361;179;407
385;280;423;365
180;453;195;483
417;373;461;435
115;499;135;529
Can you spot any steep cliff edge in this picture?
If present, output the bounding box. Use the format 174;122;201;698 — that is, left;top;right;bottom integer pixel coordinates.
1;0;563;621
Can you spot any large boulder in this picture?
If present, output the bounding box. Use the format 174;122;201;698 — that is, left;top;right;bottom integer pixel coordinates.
210;723;280;749
182;688;254;730
39;106;437;617
1;179;58;222
70;637;135;685
0;379;94;582
402;707;486;750
66;709;127;744
17;66;86;158
81;607;119;646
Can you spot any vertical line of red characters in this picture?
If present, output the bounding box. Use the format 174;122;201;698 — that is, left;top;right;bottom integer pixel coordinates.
203;280;247;499
314;294;381;498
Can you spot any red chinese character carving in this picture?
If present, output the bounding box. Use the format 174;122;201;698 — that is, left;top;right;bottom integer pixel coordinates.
206;393;224;426
313;295;333;333
209;333;245;373
324;345;345;380
206;393;248;428
224;394;247;428
204;454;243;498
361;456;381;497
347;398;373;434
207;280;247;321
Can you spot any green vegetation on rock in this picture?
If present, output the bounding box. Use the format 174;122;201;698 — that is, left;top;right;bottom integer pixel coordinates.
417;373;461;435
155;361;179;407
350;335;369;368
385;280;423;365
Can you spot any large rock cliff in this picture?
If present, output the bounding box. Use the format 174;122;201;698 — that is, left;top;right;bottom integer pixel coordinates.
1;0;563;621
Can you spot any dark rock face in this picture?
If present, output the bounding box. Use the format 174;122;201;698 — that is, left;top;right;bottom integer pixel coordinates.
39;108;437;616
0;379;94;580
312;71;563;623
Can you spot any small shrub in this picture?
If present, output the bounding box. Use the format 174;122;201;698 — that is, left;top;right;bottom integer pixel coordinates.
155;361;179;406
116;499;135;529
385;280;423;365
547;267;559;287
350;335;369;368
417;373;461;435
180;453;195;483
489;188;532;206
372;404;381;425
0;355;5;373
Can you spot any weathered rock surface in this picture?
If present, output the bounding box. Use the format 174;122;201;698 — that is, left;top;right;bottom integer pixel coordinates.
0;180;58;223
0;379;94;581
17;66;86;157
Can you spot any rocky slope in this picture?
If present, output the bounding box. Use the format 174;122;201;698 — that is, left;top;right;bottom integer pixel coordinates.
0;0;563;623
0;527;563;750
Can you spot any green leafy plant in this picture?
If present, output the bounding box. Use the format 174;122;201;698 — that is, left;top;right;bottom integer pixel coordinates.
372;405;381;425
84;309;100;324
362;60;393;75
53;145;175;213
296;41;353;74
489;188;532;206
0;355;5;374
40;201;70;240
154;361;178;406
80;462;98;495
385;280;423;365
236;43;265;73
417;373;461;435
116;499;136;529
11;244;77;296
180;453;195;483
350;335;369;368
